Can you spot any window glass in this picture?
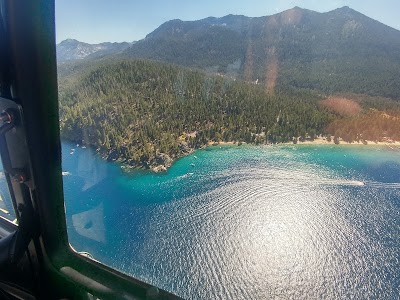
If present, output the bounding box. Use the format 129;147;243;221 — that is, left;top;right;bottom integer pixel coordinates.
57;1;400;299
0;159;16;223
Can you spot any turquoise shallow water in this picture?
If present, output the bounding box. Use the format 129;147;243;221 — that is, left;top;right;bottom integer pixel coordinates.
62;143;400;299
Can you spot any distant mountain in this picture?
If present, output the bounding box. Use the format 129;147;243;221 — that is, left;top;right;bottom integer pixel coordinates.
56;39;133;63
122;6;400;98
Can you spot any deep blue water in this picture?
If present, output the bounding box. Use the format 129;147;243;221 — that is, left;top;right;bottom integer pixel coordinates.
62;142;400;299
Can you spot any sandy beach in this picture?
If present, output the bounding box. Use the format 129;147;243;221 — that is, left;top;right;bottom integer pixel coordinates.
208;137;400;147
289;137;400;146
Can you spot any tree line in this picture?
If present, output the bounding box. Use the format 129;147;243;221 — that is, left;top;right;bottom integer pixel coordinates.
58;59;334;168
58;58;400;169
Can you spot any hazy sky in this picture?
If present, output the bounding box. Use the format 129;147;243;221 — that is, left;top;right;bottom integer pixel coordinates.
55;0;400;44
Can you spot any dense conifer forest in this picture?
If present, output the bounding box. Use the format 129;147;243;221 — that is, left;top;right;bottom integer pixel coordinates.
59;59;335;169
58;59;400;170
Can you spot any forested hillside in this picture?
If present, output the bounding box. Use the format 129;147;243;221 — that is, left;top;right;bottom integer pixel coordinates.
123;6;400;98
323;95;400;143
58;59;333;170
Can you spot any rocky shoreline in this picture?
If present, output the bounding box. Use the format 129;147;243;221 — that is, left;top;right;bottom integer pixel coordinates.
78;136;400;173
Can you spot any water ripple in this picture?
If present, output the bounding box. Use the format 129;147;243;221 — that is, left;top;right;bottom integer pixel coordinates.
64;143;400;299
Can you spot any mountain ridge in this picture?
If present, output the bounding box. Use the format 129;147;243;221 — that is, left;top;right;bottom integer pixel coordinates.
57;6;400;98
56;38;134;63
120;6;400;98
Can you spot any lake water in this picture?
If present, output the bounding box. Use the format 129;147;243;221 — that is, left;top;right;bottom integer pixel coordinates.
62;142;400;299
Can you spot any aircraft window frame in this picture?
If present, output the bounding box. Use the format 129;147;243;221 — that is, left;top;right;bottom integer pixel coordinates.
0;215;16;237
